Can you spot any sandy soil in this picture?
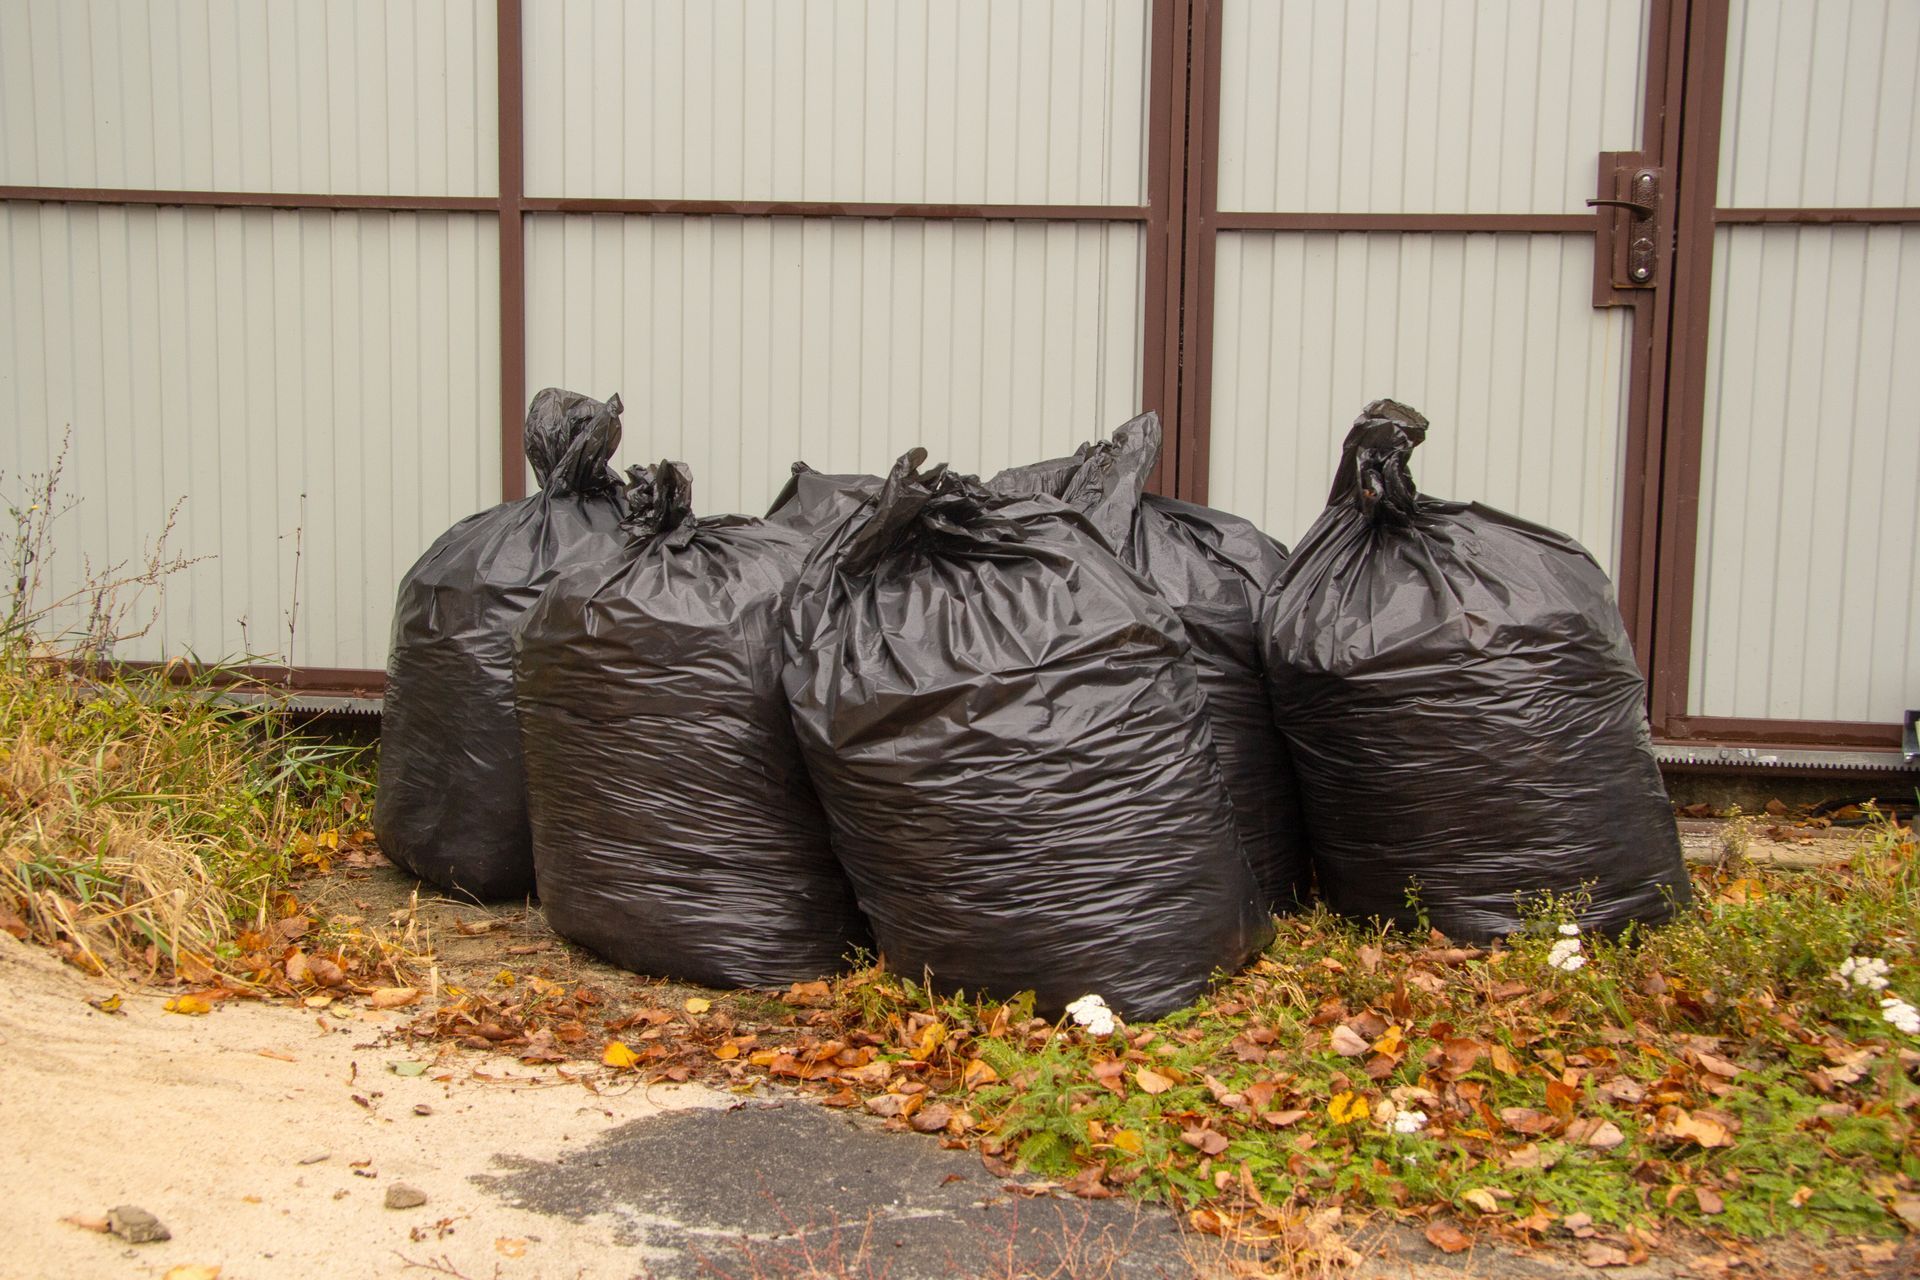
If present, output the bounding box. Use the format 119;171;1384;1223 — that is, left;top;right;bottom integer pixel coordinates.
0;930;729;1280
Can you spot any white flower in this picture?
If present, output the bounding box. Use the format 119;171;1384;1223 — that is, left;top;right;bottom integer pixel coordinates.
1836;956;1892;992
1065;993;1117;1037
1547;937;1587;972
1391;1108;1429;1135
1880;996;1920;1036
1558;923;1582;937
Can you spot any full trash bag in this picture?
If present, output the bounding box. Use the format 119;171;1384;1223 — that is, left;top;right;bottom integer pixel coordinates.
513;462;869;987
784;450;1274;1021
764;463;882;536
374;388;629;901
988;414;1311;912
1259;399;1690;941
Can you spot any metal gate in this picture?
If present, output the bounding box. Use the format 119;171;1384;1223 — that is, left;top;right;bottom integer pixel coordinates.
1160;0;1915;750
1164;0;1683;667
1651;0;1919;750
2;0;1915;749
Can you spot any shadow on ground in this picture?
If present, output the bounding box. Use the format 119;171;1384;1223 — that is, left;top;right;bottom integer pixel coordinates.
478;1098;1189;1279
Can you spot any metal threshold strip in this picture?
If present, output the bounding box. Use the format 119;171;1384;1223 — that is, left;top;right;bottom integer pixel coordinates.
1655;742;1918;775
287;696;1915;773
102;677;1920;772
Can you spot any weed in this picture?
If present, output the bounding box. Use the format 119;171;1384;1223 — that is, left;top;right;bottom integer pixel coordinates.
0;451;382;985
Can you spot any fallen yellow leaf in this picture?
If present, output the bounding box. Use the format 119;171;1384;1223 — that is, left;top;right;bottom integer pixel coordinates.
1462;1188;1501;1214
962;1058;1000;1091
495;1237;527;1258
163;1267;221;1280
1651;1106;1735;1149
1328;1090;1368;1124
683;996;712;1014
910;1021;947;1061
711;1043;741;1061
164;995;212;1016
368;987;420;1010
602;1041;640;1069
1134;1067;1176;1095
1109;1128;1145;1155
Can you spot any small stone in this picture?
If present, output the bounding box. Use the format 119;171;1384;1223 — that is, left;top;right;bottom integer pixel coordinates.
106;1205;170;1244
413;1104;433;1116
385;1185;427;1210
297;1152;330;1165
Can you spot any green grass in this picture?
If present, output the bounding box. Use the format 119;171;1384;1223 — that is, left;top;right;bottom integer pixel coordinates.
799;819;1920;1242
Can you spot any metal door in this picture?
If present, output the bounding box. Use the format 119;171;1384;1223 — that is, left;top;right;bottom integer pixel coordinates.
1653;0;1920;748
1169;0;1687;663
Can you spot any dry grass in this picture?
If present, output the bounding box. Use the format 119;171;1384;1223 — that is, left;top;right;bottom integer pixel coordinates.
0;644;377;982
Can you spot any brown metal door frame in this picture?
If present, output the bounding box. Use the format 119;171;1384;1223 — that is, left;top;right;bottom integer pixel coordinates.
1649;0;1914;750
1166;0;1684;668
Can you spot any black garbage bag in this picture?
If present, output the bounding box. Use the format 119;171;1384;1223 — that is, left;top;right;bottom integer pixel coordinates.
513;462;869;987
1259;400;1690;941
988;414;1310;912
374;388;629;901
764;462;882;535
784;450;1273;1021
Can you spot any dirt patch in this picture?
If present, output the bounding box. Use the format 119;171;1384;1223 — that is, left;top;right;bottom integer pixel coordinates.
0;929;730;1280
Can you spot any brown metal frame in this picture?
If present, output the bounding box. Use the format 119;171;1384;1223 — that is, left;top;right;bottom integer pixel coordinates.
1170;0;1681;670
3;0;1194;694
1649;0;1908;752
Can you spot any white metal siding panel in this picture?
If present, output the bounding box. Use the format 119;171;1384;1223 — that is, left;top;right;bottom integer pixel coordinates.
0;202;501;671
0;0;498;195
523;214;1145;516
1207;231;1632;571
1720;0;1920;208
1215;0;1649;215
1687;225;1920;723
521;0;1151;204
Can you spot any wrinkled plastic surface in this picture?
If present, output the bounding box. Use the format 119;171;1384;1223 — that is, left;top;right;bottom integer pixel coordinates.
764;463;883;535
374;389;629;901
1259;400;1690;941
785;451;1273;1021
988;415;1311;911
514;462;869;986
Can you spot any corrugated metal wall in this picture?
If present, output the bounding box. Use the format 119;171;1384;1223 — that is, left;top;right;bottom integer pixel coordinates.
522;0;1155;510
524;215;1145;515
1685;0;1920;725
1216;0;1647;215
1204;0;1647;565
0;202;501;669
1687;224;1920;722
0;0;498;195
1719;0;1919;208
0;0;1152;674
522;0;1150;204
1208;231;1632;569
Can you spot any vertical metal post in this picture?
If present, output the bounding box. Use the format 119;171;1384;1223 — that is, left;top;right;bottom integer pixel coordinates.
497;0;527;501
